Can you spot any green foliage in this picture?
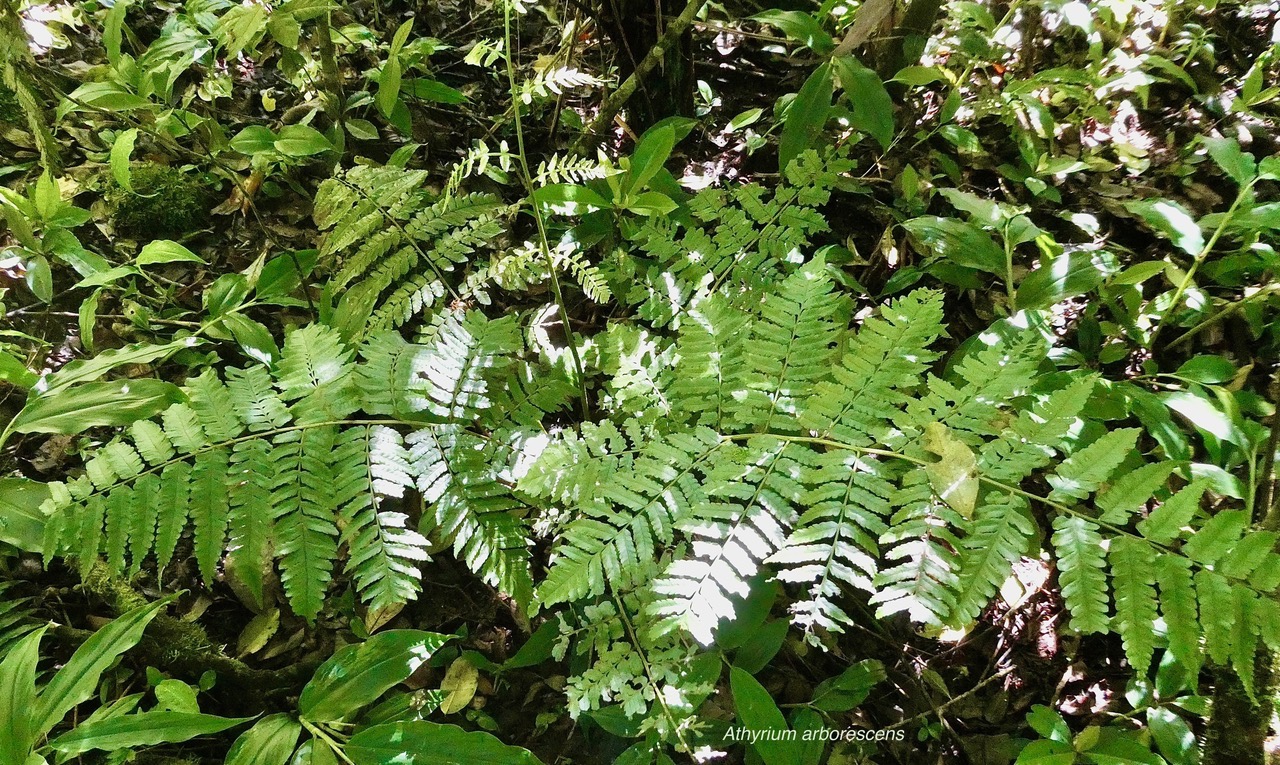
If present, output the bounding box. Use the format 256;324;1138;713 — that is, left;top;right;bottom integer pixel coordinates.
38;317;545;625
0;600;244;764
104;163;209;238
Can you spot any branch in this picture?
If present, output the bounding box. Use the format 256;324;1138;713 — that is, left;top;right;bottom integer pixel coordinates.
570;0;707;154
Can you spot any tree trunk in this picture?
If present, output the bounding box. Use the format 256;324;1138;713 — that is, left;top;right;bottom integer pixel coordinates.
599;0;695;131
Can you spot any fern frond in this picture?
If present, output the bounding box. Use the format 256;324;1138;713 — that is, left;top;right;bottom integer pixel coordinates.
647;438;803;644
799;289;945;445
408;425;533;608
949;495;1034;626
1047;428;1139;502
767;450;891;637
536;427;721;606
271;427;341;621
1052;516;1110;633
337;426;431;619
1109;536;1159;674
668;294;751;428
871;476;962;625
730;259;847;431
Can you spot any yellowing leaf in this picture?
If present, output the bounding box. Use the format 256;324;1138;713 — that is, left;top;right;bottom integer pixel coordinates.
921;422;978;518
438;658;478;714
236;609;279;657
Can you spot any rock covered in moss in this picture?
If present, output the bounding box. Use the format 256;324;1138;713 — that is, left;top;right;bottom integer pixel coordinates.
105;163;210;237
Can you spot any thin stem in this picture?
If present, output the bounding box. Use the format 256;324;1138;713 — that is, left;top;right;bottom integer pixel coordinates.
299;718;356;765
502;0;589;416
1148;180;1256;350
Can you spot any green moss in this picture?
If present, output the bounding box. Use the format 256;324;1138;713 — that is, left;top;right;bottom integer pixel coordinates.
105;163;210;238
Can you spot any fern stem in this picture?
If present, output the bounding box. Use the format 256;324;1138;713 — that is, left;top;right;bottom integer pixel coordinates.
501;0;589;417
609;591;694;754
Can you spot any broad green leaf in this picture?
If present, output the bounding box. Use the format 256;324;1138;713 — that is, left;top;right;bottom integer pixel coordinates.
0;478;48;552
43;337;201;393
1202;136;1255;185
730;667;797;765
204;273;252;316
1018;251;1109;310
750;10;833;53
11;379;186;436
438;657;478;714
1026;705;1070;743
377;19;415;117
0;626;46;765
922;422;979;518
24;255;52;303
1016;739;1075;765
809;659;886;712
1126;199;1204;256
231;126;278;155
532;184;608;216
1082;727;1165;764
0;350;36;390
403;78;466;104
110;129;139;194
731;618;788;674
1110;260;1168;286
299;630;451;722
625;191;679;217
1175;355;1235;385
1147;707;1199;765
32;599;172;741
778;62;832;173
103;0;131;67
832;54;894;150
274;125;332;157
59;82;151;117
293;740;341;765
48;712;249;755
903;217;1006;275
222;313;279;364
728;108;763;131
226;714;302;765
346;722;543;765
137;240;207;267
628;124;676;193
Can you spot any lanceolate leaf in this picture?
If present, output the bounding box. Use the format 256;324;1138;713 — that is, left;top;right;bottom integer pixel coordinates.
32;599;172;742
48;712;251;755
346;722;544;765
778;62;833;173
299;630;452;722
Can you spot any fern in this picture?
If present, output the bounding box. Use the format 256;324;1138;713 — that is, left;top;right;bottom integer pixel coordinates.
313;166;507;340
618;148;852;328
38;319;537;623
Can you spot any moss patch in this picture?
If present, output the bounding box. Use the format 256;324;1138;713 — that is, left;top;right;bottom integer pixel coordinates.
105;163;210;238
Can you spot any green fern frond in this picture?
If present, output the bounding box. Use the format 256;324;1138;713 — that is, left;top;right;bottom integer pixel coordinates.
871;476;962;624
729;259;848;431
1110;536;1159;675
949;495;1034;626
767;450;891;637
408;425;533;608
799;289;945;445
647;438;803;645
536;427;722;607
1051;515;1110;634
